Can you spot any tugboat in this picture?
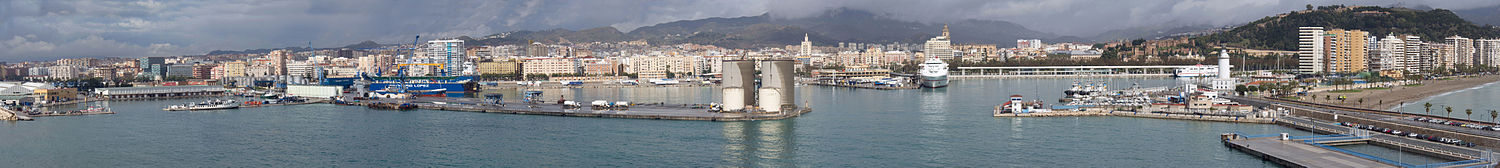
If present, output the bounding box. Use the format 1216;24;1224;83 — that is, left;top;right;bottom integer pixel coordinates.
164;99;241;111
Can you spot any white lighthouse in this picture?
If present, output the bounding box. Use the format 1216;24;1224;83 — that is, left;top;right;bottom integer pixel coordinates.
1210;50;1237;91
1218;50;1231;79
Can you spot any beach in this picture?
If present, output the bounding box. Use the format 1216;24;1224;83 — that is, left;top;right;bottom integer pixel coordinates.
1303;75;1500;111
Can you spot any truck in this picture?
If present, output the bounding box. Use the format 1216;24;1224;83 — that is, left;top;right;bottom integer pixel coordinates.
591;100;610;110
612;101;630;110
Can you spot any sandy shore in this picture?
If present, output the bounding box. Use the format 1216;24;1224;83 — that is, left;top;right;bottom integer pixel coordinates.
1300;75;1500;110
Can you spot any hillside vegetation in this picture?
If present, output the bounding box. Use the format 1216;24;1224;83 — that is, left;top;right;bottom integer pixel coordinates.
1198;5;1500;51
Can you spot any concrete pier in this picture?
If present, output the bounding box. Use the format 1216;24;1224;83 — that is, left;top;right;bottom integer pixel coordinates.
1223;135;1397;168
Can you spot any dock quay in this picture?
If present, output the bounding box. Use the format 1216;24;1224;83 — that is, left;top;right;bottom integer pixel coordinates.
805;80;918;90
951;65;1194;78
993;109;1274;124
24;110;116;117
239;100;326;108
92;86;229;100
348;98;812;121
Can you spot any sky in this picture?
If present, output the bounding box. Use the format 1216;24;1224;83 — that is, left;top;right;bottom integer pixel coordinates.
3;0;1499;62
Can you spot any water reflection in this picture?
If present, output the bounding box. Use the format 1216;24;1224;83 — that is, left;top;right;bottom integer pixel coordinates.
721;120;797;167
917;88;950;165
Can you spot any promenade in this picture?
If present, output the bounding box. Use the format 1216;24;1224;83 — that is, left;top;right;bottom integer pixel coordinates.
1302;75;1500;110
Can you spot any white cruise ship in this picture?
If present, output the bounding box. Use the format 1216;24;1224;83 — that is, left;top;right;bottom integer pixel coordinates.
1173;65;1219;77
919;58;949;88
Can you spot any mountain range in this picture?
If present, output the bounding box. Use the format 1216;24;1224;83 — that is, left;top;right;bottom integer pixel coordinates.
209;6;1500;55
207;8;1201;55
462;8;1083;49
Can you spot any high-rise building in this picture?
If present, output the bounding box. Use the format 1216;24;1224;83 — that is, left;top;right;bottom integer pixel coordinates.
1446;36;1475;66
357;55;394;76
1476;39;1500;67
193;64;215;79
269;49;291;76
1371;34;1405;71
1422;43;1448;71
426;39;466;75
924;24;954;60
527;42;548;57
1297;27;1326;74
1325;29;1368;73
1403;35;1423;72
138;57;166;78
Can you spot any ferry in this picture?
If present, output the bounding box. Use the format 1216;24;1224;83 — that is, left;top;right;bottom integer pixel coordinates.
1173;65;1219;77
164;99;240;111
919;58;949;88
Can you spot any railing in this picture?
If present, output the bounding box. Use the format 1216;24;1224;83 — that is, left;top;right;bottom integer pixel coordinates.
1234;132;1282;139
1410;159;1486;168
1300;136;1366;143
1372;138;1479;160
1291;134;1349;140
1306;142;1417;167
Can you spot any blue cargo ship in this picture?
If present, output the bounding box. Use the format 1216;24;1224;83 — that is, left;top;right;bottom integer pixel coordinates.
363;75;476;97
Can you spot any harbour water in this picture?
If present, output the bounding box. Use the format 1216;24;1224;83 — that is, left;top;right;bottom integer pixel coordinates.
0;78;1444;167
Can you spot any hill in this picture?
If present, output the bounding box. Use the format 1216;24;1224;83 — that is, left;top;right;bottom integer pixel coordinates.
1197;5;1500;51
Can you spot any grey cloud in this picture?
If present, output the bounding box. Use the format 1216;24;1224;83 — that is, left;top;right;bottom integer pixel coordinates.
2;0;1497;61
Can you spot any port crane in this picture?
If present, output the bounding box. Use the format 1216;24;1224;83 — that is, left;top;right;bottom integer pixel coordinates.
356;35;432;94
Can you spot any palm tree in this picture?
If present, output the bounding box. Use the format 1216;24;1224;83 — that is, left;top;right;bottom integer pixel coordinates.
1446;106;1454;117
1425;103;1433;114
1358;98;1364;105
1466;109;1474;120
1490;110;1497;124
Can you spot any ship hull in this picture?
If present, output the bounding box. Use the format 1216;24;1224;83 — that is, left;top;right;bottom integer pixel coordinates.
920;75;948;88
364;76;476;96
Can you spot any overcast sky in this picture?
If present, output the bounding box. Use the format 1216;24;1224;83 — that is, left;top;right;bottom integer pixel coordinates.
3;0;1498;61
